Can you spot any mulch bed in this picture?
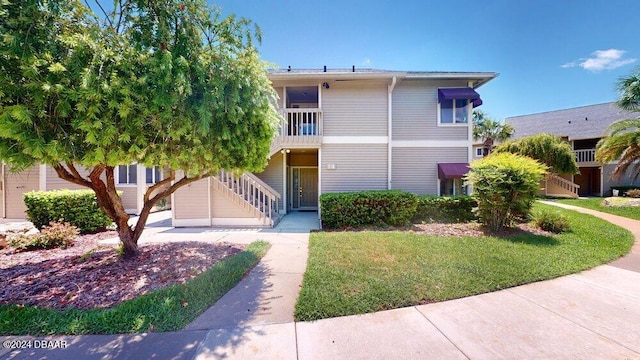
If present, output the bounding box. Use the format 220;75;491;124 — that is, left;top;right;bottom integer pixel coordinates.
0;232;244;310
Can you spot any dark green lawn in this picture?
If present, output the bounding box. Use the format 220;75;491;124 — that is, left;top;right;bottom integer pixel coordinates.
295;203;633;321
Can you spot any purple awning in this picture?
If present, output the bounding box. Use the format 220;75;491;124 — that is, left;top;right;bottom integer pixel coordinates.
437;163;470;180
438;88;483;108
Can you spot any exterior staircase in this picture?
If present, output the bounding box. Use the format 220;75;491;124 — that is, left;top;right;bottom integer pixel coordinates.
543;173;580;198
211;170;281;226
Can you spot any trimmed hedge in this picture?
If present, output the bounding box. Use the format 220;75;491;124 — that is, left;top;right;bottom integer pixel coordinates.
413;195;477;223
23;190;113;233
320;190;418;229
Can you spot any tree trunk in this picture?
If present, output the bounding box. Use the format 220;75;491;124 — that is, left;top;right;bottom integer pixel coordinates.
53;163;209;259
117;221;139;258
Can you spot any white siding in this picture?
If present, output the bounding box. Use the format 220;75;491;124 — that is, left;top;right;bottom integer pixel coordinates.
391;147;468;194
321;144;387;193
322;80;388;137
393;79;469;141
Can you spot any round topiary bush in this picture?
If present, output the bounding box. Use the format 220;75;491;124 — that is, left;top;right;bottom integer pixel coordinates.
464;152;547;232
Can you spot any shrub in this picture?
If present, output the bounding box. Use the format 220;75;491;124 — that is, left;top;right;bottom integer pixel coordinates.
610;185;640;196
320;190;418;229
413;195;477;223
625;189;640;198
531;210;570;233
464;153;547;232
24;190;113;233
9;222;79;251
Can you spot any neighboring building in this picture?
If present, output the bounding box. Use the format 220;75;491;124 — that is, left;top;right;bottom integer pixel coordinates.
506;102;640;197
0;164;168;220
172;68;498;227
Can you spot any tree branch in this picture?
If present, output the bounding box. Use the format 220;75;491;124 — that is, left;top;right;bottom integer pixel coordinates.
92;0;114;29
53;163;94;189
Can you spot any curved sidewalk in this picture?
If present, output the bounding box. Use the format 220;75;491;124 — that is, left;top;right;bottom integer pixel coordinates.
2;206;640;359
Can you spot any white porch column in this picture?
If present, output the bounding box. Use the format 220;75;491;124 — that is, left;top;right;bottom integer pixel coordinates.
136;164;145;215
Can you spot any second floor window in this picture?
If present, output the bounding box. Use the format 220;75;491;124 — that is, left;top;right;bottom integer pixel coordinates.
440;98;469;124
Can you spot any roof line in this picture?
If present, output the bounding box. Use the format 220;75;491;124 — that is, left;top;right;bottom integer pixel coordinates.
506;101;618;120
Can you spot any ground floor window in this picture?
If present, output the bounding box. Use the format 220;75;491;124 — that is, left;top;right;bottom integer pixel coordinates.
117;164;137;185
440;178;467;196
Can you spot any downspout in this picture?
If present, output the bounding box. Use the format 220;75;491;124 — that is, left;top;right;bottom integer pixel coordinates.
387;76;397;189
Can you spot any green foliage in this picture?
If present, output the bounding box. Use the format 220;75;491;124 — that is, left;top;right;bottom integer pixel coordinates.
596;118;640;180
0;0;279;174
0;0;280;256
465;153;547;232
494;133;579;174
24;190;113;233
472;110;513;155
530;210;570;233
320;190;418;229
0;241;270;335
413;195;477;223
9;222;79;252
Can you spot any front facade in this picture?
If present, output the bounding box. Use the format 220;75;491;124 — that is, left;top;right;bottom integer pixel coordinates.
172;68;497;227
506;102;640;197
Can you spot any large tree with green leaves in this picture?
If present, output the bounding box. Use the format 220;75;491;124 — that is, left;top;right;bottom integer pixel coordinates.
472;110;513;156
0;0;279;257
596;68;640;179
493;133;579;174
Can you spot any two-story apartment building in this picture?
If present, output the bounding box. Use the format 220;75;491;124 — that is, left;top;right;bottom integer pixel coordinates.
171;68;498;227
506;102;640;197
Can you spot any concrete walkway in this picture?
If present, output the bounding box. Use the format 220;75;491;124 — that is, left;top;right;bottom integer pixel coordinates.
2;206;640;359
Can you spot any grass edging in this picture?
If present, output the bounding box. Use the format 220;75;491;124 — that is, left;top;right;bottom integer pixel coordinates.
0;240;270;335
555;197;640;220
295;203;633;321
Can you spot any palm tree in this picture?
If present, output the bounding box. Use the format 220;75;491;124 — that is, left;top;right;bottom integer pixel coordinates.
596;69;640;179
472;110;514;156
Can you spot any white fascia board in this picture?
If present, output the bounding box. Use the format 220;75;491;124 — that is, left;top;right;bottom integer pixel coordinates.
392;140;470;148
322;136;388;144
269;72;406;82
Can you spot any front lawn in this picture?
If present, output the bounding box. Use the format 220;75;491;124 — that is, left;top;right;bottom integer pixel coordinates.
556;197;640;220
295;203;633;321
0;241;270;335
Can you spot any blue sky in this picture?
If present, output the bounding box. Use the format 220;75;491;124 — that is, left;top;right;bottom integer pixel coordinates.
213;0;640;121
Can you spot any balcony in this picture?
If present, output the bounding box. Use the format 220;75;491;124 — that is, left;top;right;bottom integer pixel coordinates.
574;149;596;164
273;109;323;150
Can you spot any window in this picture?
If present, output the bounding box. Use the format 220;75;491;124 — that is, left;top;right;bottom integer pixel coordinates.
475;147;484;157
440;178;467;196
117;164;137;185
146;166;162;184
439;98;469;124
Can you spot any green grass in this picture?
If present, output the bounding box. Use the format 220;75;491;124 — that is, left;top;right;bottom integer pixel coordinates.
556;197;640;220
295;203;633;321
0;241;270;335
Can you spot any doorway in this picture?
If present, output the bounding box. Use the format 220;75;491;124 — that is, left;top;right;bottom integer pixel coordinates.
291;167;318;210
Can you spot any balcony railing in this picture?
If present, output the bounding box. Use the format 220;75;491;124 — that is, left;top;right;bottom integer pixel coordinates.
274;108;323;149
574;149;596;163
